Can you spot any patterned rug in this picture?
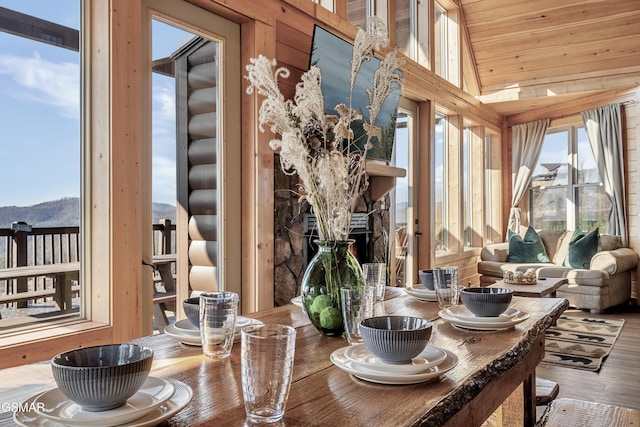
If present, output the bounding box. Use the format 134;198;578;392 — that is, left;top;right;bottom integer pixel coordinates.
542;313;625;372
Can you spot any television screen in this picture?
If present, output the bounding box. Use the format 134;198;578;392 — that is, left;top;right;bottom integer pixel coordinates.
309;25;402;163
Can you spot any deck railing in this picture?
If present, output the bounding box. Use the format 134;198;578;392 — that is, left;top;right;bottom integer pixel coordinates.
0;220;176;318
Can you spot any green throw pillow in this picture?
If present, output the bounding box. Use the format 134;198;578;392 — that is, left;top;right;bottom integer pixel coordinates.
564;228;601;269
507;226;551;263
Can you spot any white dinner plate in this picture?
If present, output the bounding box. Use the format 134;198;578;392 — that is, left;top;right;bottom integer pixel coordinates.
290;296;304;310
165;316;260;346
331;346;458;385
344;344;447;375
33;377;175;427
439;309;530;331
404;284;438;302
15;378;193;427
173;319;200;335
164;323;202;346
235;316;253;330
445;306;520;323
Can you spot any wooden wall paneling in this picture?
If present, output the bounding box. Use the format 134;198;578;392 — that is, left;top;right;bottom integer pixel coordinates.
186;0;270;24
276;21;312;71
111;0;147;340
241;19;276;313
459;3;480;96
446;114;462;253
401;58;503;130
487;129;503;244
470;125;484;248
501;123;512;237
418;101;433;269
506;88;638;127
334;0;347;20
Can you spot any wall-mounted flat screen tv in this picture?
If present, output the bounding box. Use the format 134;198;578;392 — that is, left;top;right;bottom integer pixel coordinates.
309;25;402;163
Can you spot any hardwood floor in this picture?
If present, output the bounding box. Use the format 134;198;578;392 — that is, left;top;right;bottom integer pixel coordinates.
536;301;640;411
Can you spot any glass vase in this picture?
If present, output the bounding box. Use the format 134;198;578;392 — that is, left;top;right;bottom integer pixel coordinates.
301;240;365;336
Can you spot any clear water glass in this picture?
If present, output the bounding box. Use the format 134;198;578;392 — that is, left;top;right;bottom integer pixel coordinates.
362;262;386;302
199;291;239;359
340;286;375;346
433;267;460;310
241;324;296;423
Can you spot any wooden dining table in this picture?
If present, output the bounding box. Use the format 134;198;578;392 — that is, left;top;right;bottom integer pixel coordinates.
0;288;568;427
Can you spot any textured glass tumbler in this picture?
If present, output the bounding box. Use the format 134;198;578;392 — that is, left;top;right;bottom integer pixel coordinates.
362;263;386;302
340;286;375;346
433;267;460;310
199;291;239;359
241;324;296;423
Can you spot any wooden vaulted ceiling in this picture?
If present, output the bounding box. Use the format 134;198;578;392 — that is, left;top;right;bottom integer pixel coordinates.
459;0;640;117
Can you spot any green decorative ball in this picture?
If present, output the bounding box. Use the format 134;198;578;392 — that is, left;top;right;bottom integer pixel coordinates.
309;294;333;316
319;307;342;329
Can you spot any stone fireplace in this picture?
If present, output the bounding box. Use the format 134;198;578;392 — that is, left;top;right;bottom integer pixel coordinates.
273;155;390;306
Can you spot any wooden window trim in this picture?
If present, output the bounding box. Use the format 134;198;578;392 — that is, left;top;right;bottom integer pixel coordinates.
0;0;147;369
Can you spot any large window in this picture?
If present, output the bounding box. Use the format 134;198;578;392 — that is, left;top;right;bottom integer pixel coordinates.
434;113;448;252
434;1;459;86
484;132;502;244
529;126;612;232
0;1;81;329
347;0;373;27
395;0;429;69
433;110;497;258
0;0;241;369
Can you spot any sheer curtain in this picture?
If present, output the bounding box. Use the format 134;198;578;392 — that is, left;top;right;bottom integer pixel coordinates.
507;119;549;233
581;103;628;246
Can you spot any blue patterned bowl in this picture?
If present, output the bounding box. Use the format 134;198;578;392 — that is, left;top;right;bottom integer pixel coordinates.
460;287;513;317
51;344;153;411
418;270;435;290
359;316;432;364
183;297;201;328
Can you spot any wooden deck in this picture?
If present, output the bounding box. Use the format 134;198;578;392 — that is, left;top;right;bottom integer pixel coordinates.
0;221;177;328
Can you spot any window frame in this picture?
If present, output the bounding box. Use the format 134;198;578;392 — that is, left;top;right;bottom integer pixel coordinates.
434;0;460;86
0;0;243;369
528;125;611;232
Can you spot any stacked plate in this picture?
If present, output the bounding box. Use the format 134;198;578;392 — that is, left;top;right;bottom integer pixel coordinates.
404;284;437;302
330;344;458;385
164;316;261;346
290;295;305;312
439;305;530;331
14;377;193;427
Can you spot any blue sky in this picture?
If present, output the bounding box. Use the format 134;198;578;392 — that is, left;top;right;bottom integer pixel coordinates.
0;1;191;207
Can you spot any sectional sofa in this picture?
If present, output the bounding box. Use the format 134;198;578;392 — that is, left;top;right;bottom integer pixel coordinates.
478;229;638;313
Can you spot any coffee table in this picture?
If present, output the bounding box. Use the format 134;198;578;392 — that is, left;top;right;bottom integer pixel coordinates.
488;277;568;298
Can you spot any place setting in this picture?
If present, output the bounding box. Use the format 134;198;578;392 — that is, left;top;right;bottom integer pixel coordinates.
403;269;438;302
164;295;262;346
438;285;530;331
331;313;458;385
13;344;193;427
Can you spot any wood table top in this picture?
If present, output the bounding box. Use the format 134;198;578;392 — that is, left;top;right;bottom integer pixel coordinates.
0;288;568;427
489;277;569;297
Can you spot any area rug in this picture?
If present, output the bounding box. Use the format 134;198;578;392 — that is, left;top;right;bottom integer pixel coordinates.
542;313;625;372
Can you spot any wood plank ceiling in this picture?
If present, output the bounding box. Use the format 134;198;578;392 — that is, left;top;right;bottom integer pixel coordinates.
459;0;640;116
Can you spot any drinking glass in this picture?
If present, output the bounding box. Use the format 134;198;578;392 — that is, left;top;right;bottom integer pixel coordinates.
340;286;375;346
241;324;296;423
433;267;460;310
362;263;386;302
199;291;239;359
